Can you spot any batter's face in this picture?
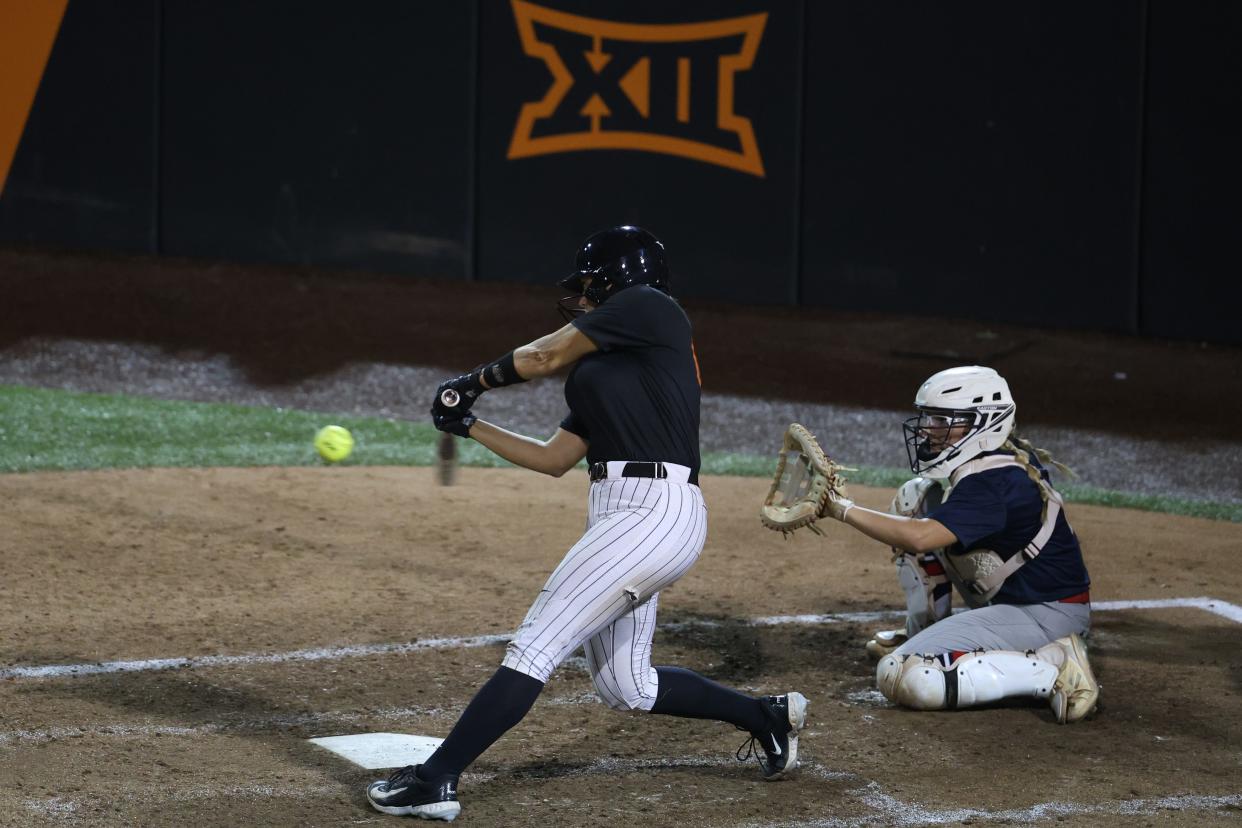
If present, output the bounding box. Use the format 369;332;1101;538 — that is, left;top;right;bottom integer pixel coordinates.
578;277;599;312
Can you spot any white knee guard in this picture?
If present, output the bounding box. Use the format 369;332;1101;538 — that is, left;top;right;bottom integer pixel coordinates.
877;651;1059;710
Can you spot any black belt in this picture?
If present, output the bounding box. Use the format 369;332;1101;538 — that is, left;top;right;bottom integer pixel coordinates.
589;461;697;484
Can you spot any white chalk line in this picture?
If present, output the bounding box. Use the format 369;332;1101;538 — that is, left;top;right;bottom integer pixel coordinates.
0;706;442;746
0;632;509;681
21;783;343;819
0;691;604;747
1096;596;1242;623
14;756;1240;826
2;597;1239;682
743;781;1242;828
500;756;1242;827
751;596;1242;626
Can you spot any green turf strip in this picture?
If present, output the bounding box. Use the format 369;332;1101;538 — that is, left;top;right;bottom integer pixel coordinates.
0;384;504;471
3;384;1239;523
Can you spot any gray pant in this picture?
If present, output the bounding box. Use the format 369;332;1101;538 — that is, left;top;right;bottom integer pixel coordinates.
892;602;1091;657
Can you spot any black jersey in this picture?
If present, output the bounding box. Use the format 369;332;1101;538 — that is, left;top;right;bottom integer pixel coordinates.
559;285;701;478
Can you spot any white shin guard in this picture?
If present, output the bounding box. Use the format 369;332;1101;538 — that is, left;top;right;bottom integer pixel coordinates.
877;650;1059;710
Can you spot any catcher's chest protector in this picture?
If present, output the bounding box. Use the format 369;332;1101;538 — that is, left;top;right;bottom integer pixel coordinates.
935;456;1066;604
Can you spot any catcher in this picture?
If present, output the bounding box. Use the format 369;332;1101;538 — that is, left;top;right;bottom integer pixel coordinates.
761;366;1099;723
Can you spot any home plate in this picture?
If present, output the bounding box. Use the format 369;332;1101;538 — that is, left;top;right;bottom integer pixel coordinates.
308;733;444;770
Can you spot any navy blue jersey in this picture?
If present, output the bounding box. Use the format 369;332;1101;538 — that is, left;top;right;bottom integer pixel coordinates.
558;285;701;476
930;452;1090;605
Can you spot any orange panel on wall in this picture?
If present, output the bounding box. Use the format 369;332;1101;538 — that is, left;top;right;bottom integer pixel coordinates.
0;0;69;195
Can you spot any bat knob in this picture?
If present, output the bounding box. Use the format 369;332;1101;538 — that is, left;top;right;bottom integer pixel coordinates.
440;388;461;408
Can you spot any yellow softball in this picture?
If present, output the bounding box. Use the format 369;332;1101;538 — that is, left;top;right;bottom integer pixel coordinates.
314;425;354;463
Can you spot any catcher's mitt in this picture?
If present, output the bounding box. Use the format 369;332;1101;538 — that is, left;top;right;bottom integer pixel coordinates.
760;423;854;536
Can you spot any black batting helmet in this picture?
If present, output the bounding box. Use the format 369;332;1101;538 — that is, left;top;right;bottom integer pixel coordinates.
558;225;670;306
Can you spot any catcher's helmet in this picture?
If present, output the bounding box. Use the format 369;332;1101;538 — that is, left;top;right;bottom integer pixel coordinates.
902;366;1016;480
558;225;670;306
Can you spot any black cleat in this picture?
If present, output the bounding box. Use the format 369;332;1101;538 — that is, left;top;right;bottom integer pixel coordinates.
366;764;461;821
737;692;808;781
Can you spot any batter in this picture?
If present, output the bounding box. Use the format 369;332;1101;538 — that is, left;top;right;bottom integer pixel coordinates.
366;226;807;821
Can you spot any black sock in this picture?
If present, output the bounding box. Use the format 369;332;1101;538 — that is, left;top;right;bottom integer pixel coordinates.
649;666;772;734
419;666;544;779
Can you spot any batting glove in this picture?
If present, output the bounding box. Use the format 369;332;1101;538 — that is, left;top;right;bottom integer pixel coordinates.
434;373;486;413
433;411;476;439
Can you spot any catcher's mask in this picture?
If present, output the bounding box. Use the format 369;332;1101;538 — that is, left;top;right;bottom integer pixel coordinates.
902;366;1016;480
556;225;670;322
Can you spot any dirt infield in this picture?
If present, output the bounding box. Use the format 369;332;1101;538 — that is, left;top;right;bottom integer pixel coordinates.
3;466;1240;826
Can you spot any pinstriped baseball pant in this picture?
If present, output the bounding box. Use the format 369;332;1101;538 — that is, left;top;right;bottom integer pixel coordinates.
501;476;708;711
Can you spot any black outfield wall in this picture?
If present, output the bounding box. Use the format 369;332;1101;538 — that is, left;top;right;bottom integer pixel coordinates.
1138;0;1242;343
800;1;1145;332
1;0;1238;343
159;1;475;280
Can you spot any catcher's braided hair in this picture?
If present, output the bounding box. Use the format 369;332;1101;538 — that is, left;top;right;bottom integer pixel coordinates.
1001;430;1074;520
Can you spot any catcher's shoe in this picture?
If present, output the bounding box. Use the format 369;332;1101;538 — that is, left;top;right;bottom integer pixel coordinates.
737;692;808;781
865;629;909;661
1048;634;1099;724
367;764;461;821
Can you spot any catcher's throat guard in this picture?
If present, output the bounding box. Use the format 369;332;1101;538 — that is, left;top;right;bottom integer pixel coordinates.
760;424;853;536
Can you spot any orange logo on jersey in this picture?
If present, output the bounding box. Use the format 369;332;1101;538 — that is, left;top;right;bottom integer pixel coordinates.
507;0;768;177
